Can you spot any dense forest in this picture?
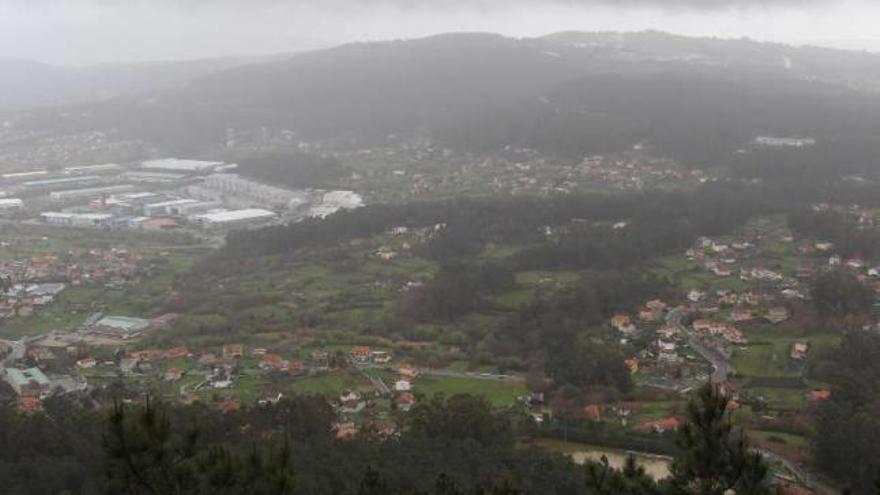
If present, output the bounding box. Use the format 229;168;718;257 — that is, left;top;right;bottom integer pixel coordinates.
813;332;880;493
789;206;880;260
0;384;777;495
220;183;781;260
233;151;349;189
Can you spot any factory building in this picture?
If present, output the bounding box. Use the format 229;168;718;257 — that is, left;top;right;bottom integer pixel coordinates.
1;170;50;182
22;176;102;189
0;198;24;213
175;201;222;216
195;173;306;209
49;184;136;202
91;316;151;340
105;192;160;207
193;208;277;229
142;199;201;216
40;212;114;227
141;159;227;173
121;171;187;183
62;163;121;175
308;190;364;218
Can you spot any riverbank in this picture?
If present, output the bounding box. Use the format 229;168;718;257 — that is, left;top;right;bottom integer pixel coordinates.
533;438;672;480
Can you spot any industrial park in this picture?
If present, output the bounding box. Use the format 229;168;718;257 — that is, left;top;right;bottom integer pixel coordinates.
0;158;363;233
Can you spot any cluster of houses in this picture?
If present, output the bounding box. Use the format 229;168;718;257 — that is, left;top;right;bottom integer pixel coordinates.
0;282;66;318
11;335;428;422
348;345;418;408
374;224;445;263
547;398;693;435
0;247;145;319
327;346;426;440
691;319;747;345
341;143;707;200
1;248;142;286
611;280;798;390
578;154;704;192
610;299;709;388
685;236;812;297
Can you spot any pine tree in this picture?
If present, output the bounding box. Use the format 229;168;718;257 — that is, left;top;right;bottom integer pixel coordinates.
103;398;295;495
357;466;389;495
667;384;772;495
584;455;663;495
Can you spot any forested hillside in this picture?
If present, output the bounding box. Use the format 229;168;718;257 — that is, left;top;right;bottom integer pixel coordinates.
14;32;880;168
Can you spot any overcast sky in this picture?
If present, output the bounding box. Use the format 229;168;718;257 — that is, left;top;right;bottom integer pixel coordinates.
2;0;880;65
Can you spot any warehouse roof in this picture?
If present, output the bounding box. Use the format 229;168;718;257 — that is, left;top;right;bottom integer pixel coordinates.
144;198;200;209
95;316;150;333
141;159;224;172
41;212;113;221
5;367;50;388
196;209;276;223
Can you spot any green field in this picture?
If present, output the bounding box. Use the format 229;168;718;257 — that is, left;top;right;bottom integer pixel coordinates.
289;371;373;395
749;430;809;449
732;339;804;379
414;376;526;406
732;332;839;380
746;387;805;410
651;255;752;292
630;400;686;423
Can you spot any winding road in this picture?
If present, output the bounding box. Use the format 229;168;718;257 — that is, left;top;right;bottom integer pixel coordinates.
667;308;838;493
666;308;733;384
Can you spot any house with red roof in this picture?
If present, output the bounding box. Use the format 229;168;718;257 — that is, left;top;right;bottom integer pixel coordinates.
636;416;681;434
395;392;416;412
351;346;373;363
216;399;241;413
810;390;831;402
398;363;419;379
584;404;602;422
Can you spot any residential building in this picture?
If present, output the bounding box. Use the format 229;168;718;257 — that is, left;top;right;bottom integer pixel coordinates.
791;340;809;360
766;307;791;324
350;346;373;363
3;367;52;397
222;343;244;360
395;392;416;412
398;363;419;379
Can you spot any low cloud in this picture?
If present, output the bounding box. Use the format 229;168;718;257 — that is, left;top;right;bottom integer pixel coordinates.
0;0;873;65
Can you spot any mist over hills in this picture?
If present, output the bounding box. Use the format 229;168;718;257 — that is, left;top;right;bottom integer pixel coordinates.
10;31;880;166
0;53;290;111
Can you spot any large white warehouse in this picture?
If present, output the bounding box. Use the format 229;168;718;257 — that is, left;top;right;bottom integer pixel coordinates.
193;208;276;229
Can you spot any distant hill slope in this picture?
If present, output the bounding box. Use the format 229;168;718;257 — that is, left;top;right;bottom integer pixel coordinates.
543;30;880;91
0;54;290;110
14;31;880;166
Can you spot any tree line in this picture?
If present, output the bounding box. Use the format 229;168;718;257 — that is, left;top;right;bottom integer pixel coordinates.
0;384;779;495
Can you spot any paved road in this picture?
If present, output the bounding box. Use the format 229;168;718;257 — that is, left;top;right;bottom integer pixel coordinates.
358;369;391;396
667;309;837;493
355;364;524;383
0;339;26;367
666;308;733;384
760;450;838;495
